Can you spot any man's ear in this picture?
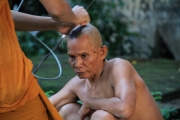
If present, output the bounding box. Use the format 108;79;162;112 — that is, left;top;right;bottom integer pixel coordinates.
100;45;108;60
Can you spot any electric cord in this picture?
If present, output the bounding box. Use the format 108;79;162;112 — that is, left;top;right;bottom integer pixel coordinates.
16;0;63;80
16;0;95;80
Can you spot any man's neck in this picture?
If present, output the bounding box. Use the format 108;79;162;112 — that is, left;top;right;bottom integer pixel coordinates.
88;59;107;84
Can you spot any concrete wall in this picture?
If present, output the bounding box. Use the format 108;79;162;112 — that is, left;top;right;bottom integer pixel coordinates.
115;0;180;60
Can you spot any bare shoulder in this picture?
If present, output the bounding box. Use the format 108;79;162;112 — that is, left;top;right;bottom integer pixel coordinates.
108;58;147;88
106;58;136;83
65;76;86;93
107;58;133;71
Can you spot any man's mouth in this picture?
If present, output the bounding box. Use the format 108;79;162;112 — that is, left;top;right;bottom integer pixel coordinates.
76;71;86;76
76;72;84;74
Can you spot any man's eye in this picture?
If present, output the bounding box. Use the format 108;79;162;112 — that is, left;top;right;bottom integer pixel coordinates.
69;55;75;60
82;54;87;58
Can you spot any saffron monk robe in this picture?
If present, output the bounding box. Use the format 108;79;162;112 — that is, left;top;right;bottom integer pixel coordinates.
0;0;89;119
49;24;164;120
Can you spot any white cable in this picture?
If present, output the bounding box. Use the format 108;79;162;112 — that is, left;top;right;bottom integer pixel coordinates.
16;0;24;11
28;32;63;80
16;0;63;80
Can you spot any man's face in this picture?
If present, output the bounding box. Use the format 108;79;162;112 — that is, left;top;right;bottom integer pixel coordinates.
67;35;101;79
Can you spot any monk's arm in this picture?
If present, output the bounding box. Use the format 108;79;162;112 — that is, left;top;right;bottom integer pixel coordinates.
85;60;136;118
12;0;89;34
40;0;90;25
11;11;63;31
11;11;77;35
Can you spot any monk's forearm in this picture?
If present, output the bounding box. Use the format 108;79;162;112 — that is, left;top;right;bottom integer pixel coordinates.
11;11;61;31
39;0;77;24
86;97;134;118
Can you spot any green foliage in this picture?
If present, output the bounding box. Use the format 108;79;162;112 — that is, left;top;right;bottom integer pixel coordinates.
77;100;83;104
161;107;178;120
45;90;54;98
151;91;162;101
16;31;63;57
14;0;139;57
151;91;179;120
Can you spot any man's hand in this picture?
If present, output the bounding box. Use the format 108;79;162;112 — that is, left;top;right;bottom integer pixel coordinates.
78;104;92;120
72;5;90;26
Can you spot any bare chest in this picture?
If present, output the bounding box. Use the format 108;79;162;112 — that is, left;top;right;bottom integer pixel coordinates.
77;79;115;102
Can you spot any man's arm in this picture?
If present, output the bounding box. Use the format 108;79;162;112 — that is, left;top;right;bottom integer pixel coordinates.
49;77;79;110
84;59;136;118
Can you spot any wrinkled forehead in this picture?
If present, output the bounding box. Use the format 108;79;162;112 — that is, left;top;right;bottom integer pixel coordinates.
67;33;99;56
67;40;97;57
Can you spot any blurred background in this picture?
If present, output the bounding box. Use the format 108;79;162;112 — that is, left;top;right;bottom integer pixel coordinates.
9;0;180;119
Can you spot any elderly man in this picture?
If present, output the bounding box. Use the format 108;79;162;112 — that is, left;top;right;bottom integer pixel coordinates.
49;24;163;120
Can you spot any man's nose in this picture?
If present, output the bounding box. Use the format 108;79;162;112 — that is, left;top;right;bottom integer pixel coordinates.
74;58;82;68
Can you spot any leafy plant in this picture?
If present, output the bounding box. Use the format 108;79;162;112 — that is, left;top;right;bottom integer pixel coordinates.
45;90;54;98
151;91;179;120
16;31;63;57
161;107;178;120
151;91;162;101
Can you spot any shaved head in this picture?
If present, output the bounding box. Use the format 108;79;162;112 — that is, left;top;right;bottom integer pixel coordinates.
68;24;103;49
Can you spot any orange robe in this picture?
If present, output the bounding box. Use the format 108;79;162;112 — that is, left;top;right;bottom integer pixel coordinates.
0;0;62;119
